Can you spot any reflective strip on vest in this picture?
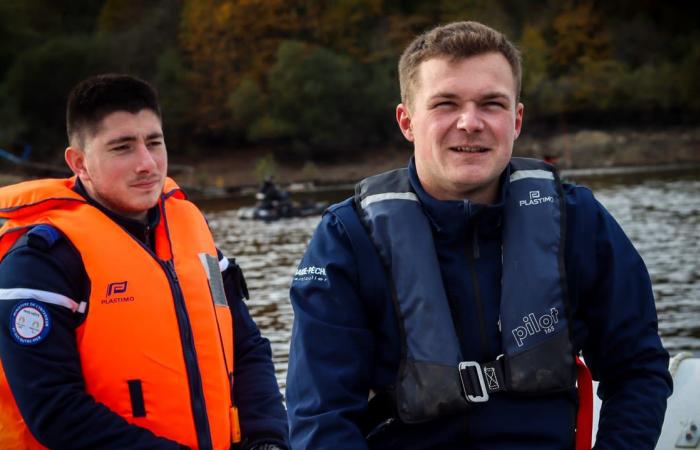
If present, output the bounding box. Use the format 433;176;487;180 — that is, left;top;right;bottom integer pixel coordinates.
509;169;554;182
360;192;419;209
0;288;85;313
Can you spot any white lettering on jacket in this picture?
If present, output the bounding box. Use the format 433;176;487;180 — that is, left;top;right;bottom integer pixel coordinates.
511;308;560;347
293;265;328;283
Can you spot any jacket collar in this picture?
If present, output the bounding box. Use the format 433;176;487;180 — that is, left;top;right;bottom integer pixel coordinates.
407;157;507;238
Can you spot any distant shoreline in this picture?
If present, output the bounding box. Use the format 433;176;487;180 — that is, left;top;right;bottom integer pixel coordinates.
180;126;700;192
2;126;699;193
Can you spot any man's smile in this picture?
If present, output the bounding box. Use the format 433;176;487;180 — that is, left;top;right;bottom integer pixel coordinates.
449;145;490;153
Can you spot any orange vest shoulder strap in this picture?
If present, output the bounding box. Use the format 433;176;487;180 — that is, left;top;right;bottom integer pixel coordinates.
0;178;82;219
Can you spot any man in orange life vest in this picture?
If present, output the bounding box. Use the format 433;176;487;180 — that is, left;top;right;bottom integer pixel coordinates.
0;74;288;450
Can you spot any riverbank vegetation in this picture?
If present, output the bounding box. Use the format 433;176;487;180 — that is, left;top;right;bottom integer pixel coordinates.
1;0;699;174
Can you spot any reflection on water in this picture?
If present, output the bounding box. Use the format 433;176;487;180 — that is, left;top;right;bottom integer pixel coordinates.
206;173;700;390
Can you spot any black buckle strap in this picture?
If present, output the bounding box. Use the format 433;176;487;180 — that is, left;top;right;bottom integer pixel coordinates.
458;357;506;403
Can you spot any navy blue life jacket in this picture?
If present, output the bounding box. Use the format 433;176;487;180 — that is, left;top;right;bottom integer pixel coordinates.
354;157;576;424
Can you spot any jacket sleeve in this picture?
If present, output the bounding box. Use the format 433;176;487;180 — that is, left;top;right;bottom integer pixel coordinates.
221;256;289;450
568;188;672;449
286;207;375;450
0;237;184;450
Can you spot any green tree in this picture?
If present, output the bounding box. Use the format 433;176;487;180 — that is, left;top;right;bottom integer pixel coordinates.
154;48;195;155
0;0;104;79
96;0;182;78
251;41;383;159
179;0;304;136
437;0;514;37
227;78;265;137
678;38;700;114
550;0;610;73
569;57;630;113
519;23;551;117
2;36;115;158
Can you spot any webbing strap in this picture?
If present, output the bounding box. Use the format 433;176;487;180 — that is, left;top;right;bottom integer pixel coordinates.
575;356;593;450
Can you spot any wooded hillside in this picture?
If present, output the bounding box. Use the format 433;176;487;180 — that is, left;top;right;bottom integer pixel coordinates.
1;0;698;162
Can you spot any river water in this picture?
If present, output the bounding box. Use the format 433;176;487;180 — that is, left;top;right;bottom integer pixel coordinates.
204;171;700;390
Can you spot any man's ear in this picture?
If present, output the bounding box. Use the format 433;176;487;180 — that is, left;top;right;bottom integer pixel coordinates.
396;103;414;142
513;102;524;140
64;146;88;179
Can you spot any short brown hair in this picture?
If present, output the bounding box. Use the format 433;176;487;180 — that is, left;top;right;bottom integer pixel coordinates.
66;73;161;147
398;21;521;109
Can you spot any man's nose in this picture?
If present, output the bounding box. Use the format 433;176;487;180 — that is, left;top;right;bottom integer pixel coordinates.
456;105;484;133
134;142;157;172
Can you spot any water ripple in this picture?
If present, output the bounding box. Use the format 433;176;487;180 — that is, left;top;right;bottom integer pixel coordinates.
207;213;319;391
594;179;700;355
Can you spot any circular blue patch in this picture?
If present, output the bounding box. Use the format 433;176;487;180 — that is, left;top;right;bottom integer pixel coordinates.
10;301;51;346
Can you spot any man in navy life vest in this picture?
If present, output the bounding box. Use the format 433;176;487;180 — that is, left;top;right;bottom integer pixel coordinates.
286;21;672;449
0;74;289;450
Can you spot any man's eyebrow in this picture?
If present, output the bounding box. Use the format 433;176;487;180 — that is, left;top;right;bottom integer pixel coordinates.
105;132;164;146
106;135;136;146
146;132;164;140
426;91;512;102
481;92;511;101
428;92;460;101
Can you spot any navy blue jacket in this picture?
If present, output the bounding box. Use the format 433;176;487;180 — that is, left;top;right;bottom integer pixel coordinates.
0;180;289;450
287;159;672;449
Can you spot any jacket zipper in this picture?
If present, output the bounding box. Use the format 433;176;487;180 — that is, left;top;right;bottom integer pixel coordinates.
466;214;493;361
91;202;214;449
161;259;214;450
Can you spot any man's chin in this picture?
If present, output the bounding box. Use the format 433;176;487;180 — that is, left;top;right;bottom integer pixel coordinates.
121;195;160;217
447;167;487;185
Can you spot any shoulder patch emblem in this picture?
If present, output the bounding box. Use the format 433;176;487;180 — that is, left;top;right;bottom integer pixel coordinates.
293;265;328;284
10;301;51;345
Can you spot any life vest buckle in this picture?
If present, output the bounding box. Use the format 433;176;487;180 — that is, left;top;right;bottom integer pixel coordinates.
458;361;489;403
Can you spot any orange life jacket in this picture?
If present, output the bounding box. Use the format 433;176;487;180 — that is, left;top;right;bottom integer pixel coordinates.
0;177;240;450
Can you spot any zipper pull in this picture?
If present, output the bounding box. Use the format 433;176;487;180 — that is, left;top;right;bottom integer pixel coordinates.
230;406;241;443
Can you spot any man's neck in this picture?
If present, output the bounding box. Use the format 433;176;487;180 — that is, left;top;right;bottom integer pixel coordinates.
74;178;159;247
